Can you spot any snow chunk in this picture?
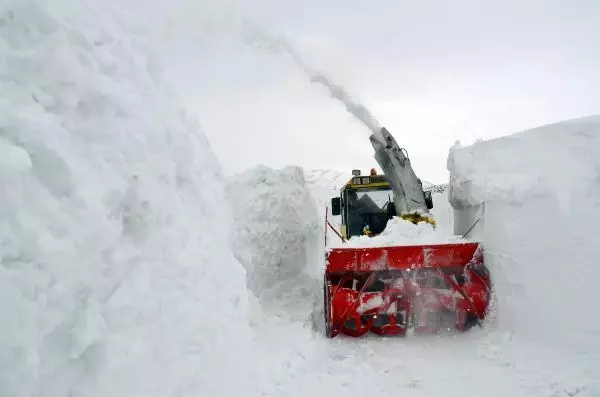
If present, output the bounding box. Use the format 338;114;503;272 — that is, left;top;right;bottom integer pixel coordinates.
357;295;384;314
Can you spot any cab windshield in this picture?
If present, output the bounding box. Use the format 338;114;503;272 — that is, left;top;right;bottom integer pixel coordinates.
345;187;394;236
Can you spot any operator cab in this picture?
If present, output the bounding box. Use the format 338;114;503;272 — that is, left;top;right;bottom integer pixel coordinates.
330;169;434;239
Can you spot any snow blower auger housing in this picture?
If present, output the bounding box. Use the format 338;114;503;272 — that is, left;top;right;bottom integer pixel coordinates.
322;127;491;337
323;242;490;337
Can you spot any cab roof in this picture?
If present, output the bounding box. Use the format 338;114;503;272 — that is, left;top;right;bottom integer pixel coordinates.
341;174;391;191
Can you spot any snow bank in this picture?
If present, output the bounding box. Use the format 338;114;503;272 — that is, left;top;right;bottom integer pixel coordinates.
0;3;252;396
226;165;322;313
448;115;600;362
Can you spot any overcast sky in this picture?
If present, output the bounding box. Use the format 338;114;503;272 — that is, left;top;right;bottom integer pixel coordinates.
141;0;600;183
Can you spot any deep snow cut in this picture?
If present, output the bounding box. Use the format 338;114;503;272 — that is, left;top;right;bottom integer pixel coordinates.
3;1;599;396
0;2;253;396
449;115;600;366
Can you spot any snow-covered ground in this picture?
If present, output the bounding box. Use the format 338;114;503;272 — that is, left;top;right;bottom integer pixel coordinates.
3;2;599;397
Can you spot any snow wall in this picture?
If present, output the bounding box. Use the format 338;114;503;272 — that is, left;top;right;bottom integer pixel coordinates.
226;165;322;321
448;115;600;361
0;3;253;396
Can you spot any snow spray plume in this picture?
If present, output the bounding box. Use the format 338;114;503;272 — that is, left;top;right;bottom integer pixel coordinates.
282;41;383;141
243;25;384;142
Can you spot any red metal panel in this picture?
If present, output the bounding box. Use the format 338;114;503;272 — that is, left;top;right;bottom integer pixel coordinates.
325;249;355;272
326;242;481;273
383;245;426;269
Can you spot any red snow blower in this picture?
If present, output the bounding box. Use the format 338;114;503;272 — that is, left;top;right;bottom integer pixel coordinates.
322;127;492;338
323;241;490;337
